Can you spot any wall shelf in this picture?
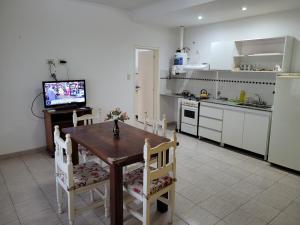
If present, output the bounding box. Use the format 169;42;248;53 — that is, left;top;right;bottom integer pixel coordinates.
233;36;294;73
234;53;283;57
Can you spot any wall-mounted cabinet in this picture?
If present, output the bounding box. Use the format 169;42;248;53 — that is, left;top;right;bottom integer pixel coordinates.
210;41;236;70
233;36;293;73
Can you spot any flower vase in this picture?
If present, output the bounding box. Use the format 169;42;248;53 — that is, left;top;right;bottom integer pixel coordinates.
113;119;119;136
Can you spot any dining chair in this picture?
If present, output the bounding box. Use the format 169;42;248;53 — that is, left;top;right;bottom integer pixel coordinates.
144;112;167;137
72;109;104;165
54;125;110;225
123;131;177;225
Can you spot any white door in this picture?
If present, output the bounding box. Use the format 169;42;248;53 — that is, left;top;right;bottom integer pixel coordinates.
135;49;154;123
222;109;244;148
243;112;270;155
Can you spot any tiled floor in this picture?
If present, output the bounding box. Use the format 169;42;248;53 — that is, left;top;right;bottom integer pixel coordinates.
1;126;300;225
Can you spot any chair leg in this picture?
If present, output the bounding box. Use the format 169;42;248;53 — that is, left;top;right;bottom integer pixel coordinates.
142;199;151;225
56;180;63;214
169;187;176;224
67;191;75;225
83;153;87;163
104;182;110;218
90;190;94;202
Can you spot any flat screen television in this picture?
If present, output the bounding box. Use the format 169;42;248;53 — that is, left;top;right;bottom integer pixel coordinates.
42;80;86;108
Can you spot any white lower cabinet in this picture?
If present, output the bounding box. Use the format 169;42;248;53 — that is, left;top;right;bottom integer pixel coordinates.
222;109;244;148
199;102;271;157
198;127;222;142
242;112;270;155
222;108;271;157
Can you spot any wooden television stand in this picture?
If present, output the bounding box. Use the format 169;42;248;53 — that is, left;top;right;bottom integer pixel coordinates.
44;106;92;157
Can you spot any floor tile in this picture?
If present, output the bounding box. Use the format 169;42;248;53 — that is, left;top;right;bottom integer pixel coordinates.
215;220;228;225
231;180;264;197
210;170;240;187
278;174;300;190
223;166;251;181
175;193;195;217
194;176;227;195
5;221;21;225
253;167;286;181
253;189;292;211
200;196;242;219
175;175;193;192
19;208;62;225
0;207;19;225
181;205;220;225
223;209;267;225
243;174;274;190
267;182;300;201
282;201;300;221
15;197;52;219
178;184;211;204
240;200;280;222
269;212;300;225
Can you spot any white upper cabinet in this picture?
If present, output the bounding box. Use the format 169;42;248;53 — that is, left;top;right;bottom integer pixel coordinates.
209;41;236;70
233;36;294;73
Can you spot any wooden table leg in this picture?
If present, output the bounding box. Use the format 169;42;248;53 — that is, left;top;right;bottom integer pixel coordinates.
110;165;123;225
71;141;79;165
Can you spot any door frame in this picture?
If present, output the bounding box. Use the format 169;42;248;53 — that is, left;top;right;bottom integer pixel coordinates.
133;45;160;122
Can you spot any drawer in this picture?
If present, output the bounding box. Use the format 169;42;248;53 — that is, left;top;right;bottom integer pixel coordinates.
198;127;222;142
199;116;223;131
200;106;223;120
181;123;198;136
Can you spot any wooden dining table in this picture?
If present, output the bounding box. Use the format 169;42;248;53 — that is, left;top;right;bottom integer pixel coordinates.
62;121;170;225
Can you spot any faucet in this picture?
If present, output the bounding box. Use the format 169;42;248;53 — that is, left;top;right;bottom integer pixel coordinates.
254;94;265;105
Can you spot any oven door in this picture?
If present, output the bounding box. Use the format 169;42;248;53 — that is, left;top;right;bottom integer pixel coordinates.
181;105;198;125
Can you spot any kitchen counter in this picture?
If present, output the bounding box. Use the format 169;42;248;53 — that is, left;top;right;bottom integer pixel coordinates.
160;93;184;98
201;99;273;112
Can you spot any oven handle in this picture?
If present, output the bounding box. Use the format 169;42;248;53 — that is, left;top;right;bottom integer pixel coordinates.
182;105;199;112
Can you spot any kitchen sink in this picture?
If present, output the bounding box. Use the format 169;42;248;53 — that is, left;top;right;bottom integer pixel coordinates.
237;103;272;109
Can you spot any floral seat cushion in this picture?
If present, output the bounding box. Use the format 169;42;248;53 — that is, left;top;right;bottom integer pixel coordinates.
123;167;173;196
57;162;109;190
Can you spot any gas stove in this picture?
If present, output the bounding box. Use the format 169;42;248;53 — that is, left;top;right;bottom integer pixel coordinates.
181;98;200;108
179;98;200;136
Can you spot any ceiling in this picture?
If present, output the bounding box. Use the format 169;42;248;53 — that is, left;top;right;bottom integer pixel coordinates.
83;0;164;10
83;0;300;27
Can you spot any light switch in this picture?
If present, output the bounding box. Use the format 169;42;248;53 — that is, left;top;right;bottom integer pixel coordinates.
127;74;131;80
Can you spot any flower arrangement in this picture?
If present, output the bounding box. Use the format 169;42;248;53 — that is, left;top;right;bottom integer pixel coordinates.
106;107;129;122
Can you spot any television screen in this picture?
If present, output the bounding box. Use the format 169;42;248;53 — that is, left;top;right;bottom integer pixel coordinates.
42;80;86;108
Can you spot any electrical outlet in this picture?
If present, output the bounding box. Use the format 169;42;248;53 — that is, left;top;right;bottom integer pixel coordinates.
58;59;67;64
127;74;131;80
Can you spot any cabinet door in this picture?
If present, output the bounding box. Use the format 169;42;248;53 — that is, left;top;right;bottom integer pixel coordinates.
222;110;244;148
210;41;235;70
243;112;270;155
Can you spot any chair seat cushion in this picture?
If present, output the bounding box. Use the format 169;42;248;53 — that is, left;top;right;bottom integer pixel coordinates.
123;167;173;196
79;145;95;157
57;162;109;190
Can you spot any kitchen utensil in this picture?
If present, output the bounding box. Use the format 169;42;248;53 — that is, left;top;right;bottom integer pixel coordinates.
200;89;209;99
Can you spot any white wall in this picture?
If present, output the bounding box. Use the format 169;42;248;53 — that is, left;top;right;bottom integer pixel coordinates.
185;8;300;72
160;8;300;124
0;0;177;155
